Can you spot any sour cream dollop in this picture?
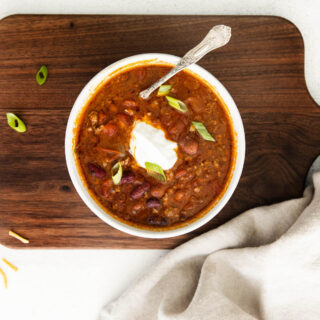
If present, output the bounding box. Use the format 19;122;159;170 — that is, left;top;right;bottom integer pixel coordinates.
129;121;178;170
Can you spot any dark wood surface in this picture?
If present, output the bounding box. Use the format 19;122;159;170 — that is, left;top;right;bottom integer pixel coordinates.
0;15;319;248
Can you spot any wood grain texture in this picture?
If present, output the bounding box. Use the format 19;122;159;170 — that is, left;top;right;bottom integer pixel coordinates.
0;15;319;248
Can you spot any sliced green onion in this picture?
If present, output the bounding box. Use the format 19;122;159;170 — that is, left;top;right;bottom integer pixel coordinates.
145;162;166;182
36;65;48;86
166;96;188;113
192;121;215;142
157;85;172;96
111;162;122;185
6;113;27;133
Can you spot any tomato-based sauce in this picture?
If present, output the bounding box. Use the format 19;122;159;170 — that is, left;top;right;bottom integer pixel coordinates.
75;64;235;229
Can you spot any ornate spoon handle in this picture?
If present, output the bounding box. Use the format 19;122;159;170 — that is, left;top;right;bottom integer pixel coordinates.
140;25;231;99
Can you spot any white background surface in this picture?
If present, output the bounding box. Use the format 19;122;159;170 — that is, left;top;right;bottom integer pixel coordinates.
0;1;319;319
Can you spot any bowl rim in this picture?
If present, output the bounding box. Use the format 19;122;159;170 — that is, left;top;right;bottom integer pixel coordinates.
65;53;246;239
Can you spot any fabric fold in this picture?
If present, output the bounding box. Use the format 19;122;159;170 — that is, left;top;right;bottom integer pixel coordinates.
101;171;320;320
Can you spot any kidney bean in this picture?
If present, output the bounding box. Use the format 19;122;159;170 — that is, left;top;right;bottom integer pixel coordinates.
146;198;161;208
123;99;137;108
147;215;168;226
120;171;135;184
185;96;203;113
101;183;114;200
124;109;135;116
103;121;117;137
174;190;185;202
88;162;105;178
130;182;150;199
160;217;169;226
183;201;195;211
180;171;194;182
109;104;118;113
132;174;145;185
194;187;201;193
175;168;187;179
132;202;143;212
136;68;146;81
150;100;159;109
179;136;199;155
117;113;132;126
160;113;173;130
118;193;127;204
102;178;113;189
150;184;167;198
98;111;108;125
168;121;187;140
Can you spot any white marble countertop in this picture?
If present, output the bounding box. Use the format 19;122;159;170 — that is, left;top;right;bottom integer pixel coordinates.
0;1;319;319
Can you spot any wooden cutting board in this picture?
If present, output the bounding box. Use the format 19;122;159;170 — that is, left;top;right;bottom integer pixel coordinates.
0;15;319;248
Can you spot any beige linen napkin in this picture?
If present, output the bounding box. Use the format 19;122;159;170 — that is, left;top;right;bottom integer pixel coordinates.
100;165;320;320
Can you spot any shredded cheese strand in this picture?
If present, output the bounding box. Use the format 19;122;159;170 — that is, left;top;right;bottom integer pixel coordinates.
0;267;8;289
9;230;29;244
2;258;18;272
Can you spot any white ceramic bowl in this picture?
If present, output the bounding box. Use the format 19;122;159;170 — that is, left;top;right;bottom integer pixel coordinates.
65;53;245;238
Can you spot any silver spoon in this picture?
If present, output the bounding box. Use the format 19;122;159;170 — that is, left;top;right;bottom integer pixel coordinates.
139;25;232;99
